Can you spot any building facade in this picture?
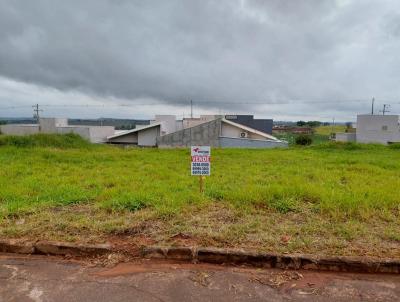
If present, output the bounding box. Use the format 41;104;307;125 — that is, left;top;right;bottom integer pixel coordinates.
335;114;400;145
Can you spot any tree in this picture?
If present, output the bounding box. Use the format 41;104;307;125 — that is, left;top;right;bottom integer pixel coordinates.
296;120;306;126
306;121;322;128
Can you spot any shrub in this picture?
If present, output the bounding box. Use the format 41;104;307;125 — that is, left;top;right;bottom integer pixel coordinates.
388;143;400;150
295;135;312;146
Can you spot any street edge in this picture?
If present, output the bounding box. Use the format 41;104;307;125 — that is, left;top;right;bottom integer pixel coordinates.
1;239;399;274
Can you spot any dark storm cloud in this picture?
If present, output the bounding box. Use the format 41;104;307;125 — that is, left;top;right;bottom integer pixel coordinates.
0;0;400;116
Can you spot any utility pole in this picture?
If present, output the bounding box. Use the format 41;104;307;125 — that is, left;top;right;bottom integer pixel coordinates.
371;97;375;115
32;103;43;132
380;104;390;115
190;100;193;118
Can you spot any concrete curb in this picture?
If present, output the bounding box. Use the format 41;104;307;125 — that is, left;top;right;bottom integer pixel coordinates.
1;239;399;274
141;247;400;274
0;240;111;257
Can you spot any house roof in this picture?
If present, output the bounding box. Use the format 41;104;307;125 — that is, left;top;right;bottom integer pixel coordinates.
107;123;161;139
221;118;280;141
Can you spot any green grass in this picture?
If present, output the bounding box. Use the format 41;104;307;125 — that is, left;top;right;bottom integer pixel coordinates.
0;134;399;257
0;133;91;148
315;125;347;135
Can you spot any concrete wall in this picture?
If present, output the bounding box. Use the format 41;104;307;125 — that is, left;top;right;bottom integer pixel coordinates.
182;115;221;129
335;133;356;142
57;126;114;143
39;118;68;133
158;119;221;148
182;118;206;129
176;120;184;131
0;124;39;135
138;126;159;146
87;126;115;143
357;115;400;144
219;137;288;148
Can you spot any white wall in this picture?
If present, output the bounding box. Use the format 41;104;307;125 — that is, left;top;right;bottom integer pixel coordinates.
155;115;177;135
87;126;115;143
39;118;68;133
138;126;159;146
357;115;400;144
1;120;115;143
335;133;356;142
0;124;39;135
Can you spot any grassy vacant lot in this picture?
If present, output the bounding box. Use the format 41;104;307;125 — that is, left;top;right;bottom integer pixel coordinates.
275;125;347;145
274;132;329;145
0;134;399;258
315;125;347;135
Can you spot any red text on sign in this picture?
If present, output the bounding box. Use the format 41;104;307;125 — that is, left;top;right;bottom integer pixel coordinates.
191;156;210;162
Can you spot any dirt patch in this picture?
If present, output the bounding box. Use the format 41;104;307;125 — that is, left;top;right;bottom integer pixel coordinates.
167;232;200;247
93;259;225;277
107;235;155;256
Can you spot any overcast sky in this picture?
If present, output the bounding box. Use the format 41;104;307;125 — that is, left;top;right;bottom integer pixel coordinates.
1;0;400;121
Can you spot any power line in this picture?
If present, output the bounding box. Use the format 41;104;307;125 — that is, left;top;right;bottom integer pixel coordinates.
0;105;33;110
1;98;400;110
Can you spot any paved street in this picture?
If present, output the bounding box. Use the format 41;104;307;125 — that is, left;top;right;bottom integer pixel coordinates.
0;253;399;302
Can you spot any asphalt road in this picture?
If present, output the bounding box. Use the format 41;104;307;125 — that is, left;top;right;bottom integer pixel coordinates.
0;253;399;302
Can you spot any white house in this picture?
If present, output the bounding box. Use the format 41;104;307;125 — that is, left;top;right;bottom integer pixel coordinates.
335;114;400;145
357;115;400;144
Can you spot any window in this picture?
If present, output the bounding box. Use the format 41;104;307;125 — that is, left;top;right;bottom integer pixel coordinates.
382;125;388;131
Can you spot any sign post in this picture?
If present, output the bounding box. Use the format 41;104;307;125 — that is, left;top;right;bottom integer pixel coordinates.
191;146;211;193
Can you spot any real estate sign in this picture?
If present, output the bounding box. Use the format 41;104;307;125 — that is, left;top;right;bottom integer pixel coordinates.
191;146;211;176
